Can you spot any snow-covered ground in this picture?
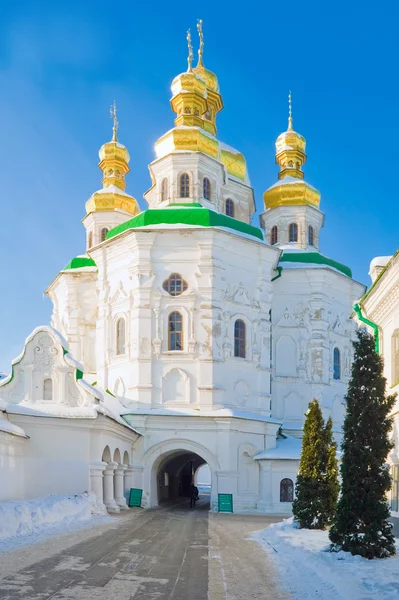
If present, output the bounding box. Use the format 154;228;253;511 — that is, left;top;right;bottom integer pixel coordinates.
0;492;110;553
254;518;399;600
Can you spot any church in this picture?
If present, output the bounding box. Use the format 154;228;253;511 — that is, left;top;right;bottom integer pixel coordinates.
0;23;365;514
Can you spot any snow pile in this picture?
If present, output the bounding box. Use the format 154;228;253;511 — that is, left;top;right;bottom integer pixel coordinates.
0;492;104;546
0;419;27;437
254;518;399;600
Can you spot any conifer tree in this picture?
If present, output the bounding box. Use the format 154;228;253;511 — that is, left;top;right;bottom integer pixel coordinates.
293;398;337;529
322;416;339;525
329;328;396;558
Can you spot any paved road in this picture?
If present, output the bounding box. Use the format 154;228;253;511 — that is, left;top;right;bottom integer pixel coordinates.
0;498;291;600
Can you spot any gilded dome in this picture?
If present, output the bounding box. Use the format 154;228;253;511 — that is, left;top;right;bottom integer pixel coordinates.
275;129;306;157
193;63;219;93
171;71;208;98
99;140;130;164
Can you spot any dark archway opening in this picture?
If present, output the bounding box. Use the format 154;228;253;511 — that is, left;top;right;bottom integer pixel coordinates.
157;450;210;509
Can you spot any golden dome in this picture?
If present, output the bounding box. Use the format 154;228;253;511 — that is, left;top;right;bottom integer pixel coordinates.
263;92;320;209
86;103;140;217
193;62;219;93
263;177;320;210
171;71;207;98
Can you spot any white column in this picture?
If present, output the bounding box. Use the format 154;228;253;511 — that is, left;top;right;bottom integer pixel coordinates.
103;462;120;513
114;464;129;510
256;461;272;512
124;464;134;498
89;461;107;511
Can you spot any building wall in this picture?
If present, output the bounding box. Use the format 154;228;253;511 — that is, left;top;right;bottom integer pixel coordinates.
0;430;26;501
271;267;364;437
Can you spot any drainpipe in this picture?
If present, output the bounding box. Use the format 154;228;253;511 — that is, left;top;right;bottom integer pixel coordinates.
353;303;379;353
271;266;283;282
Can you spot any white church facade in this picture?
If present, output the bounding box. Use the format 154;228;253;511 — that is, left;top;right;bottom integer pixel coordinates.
0;26;365;514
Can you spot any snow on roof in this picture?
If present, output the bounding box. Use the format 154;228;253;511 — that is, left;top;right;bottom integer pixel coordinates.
266;175;317;191
254;435;302;460
120;405;282;425
369;255;392;271
0;419;28;438
6;402;99;419
94;185;131;197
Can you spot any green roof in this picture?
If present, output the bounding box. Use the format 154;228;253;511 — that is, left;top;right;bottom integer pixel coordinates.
63;256;97;270
279;251;352;278
106;207;264;241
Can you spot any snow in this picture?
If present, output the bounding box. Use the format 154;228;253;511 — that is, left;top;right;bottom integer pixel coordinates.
121;405;281;425
254;517;399;600
0;419;27;437
254;435;301;460
280;261;347;276
93;184;131;197
370;255;392;270
266;175;317;191
0;493;109;553
6;402;99;419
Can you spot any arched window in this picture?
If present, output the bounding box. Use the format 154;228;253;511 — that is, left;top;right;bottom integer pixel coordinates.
88;231;93;248
308;225;314;246
234;319;246;358
288;222;298;243
271;225;278;245
116;318;126;355
161;178;168;202
333;347;341;380
225;198;235;218
179;173;190;198
163;273;188;296
168;311;183;351
203;177;211;200
280;478;294;502
100;227;109;242
392;331;399;386
43;378;53;401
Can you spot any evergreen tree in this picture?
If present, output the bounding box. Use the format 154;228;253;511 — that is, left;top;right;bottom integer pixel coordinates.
293;399;337;529
329;328;396;558
322;416;339;525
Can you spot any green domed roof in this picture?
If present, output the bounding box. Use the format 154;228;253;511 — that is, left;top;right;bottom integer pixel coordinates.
63;255;97;270
106;206;263;241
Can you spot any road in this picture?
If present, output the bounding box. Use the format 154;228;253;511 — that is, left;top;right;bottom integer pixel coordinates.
0;497;292;600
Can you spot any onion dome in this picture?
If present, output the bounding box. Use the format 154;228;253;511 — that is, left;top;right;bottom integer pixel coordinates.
170;31;208;130
263;92;321;210
85;103;140;217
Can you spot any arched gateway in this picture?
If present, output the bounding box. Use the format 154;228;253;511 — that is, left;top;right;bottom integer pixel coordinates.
141;440;220;509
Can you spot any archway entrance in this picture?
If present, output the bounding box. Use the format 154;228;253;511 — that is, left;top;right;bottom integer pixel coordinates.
156;450;210;509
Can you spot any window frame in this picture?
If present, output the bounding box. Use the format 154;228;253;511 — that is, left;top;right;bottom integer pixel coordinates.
333;347;341;380
116;317;126;356
163;273;188;296
88;231;93;248
43;378;53;401
100;227;109;243
161;178;168;202
168;311;184;351
179;173;190;198
280;478;294;502
225;198;235;218
308;225;315;246
203;177;211;200
271;225;278;245
288;222;298;243
234;319;246;359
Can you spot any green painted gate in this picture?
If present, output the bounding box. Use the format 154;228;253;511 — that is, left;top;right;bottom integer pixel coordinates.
128;488;143;507
218;493;233;513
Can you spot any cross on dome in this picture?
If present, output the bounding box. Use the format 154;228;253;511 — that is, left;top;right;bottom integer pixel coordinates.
110;101;119;142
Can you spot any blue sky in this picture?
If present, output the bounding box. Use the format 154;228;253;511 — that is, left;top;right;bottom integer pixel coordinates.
0;1;397;370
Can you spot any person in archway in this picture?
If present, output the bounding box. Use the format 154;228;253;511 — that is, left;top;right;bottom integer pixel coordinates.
190;483;199;508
